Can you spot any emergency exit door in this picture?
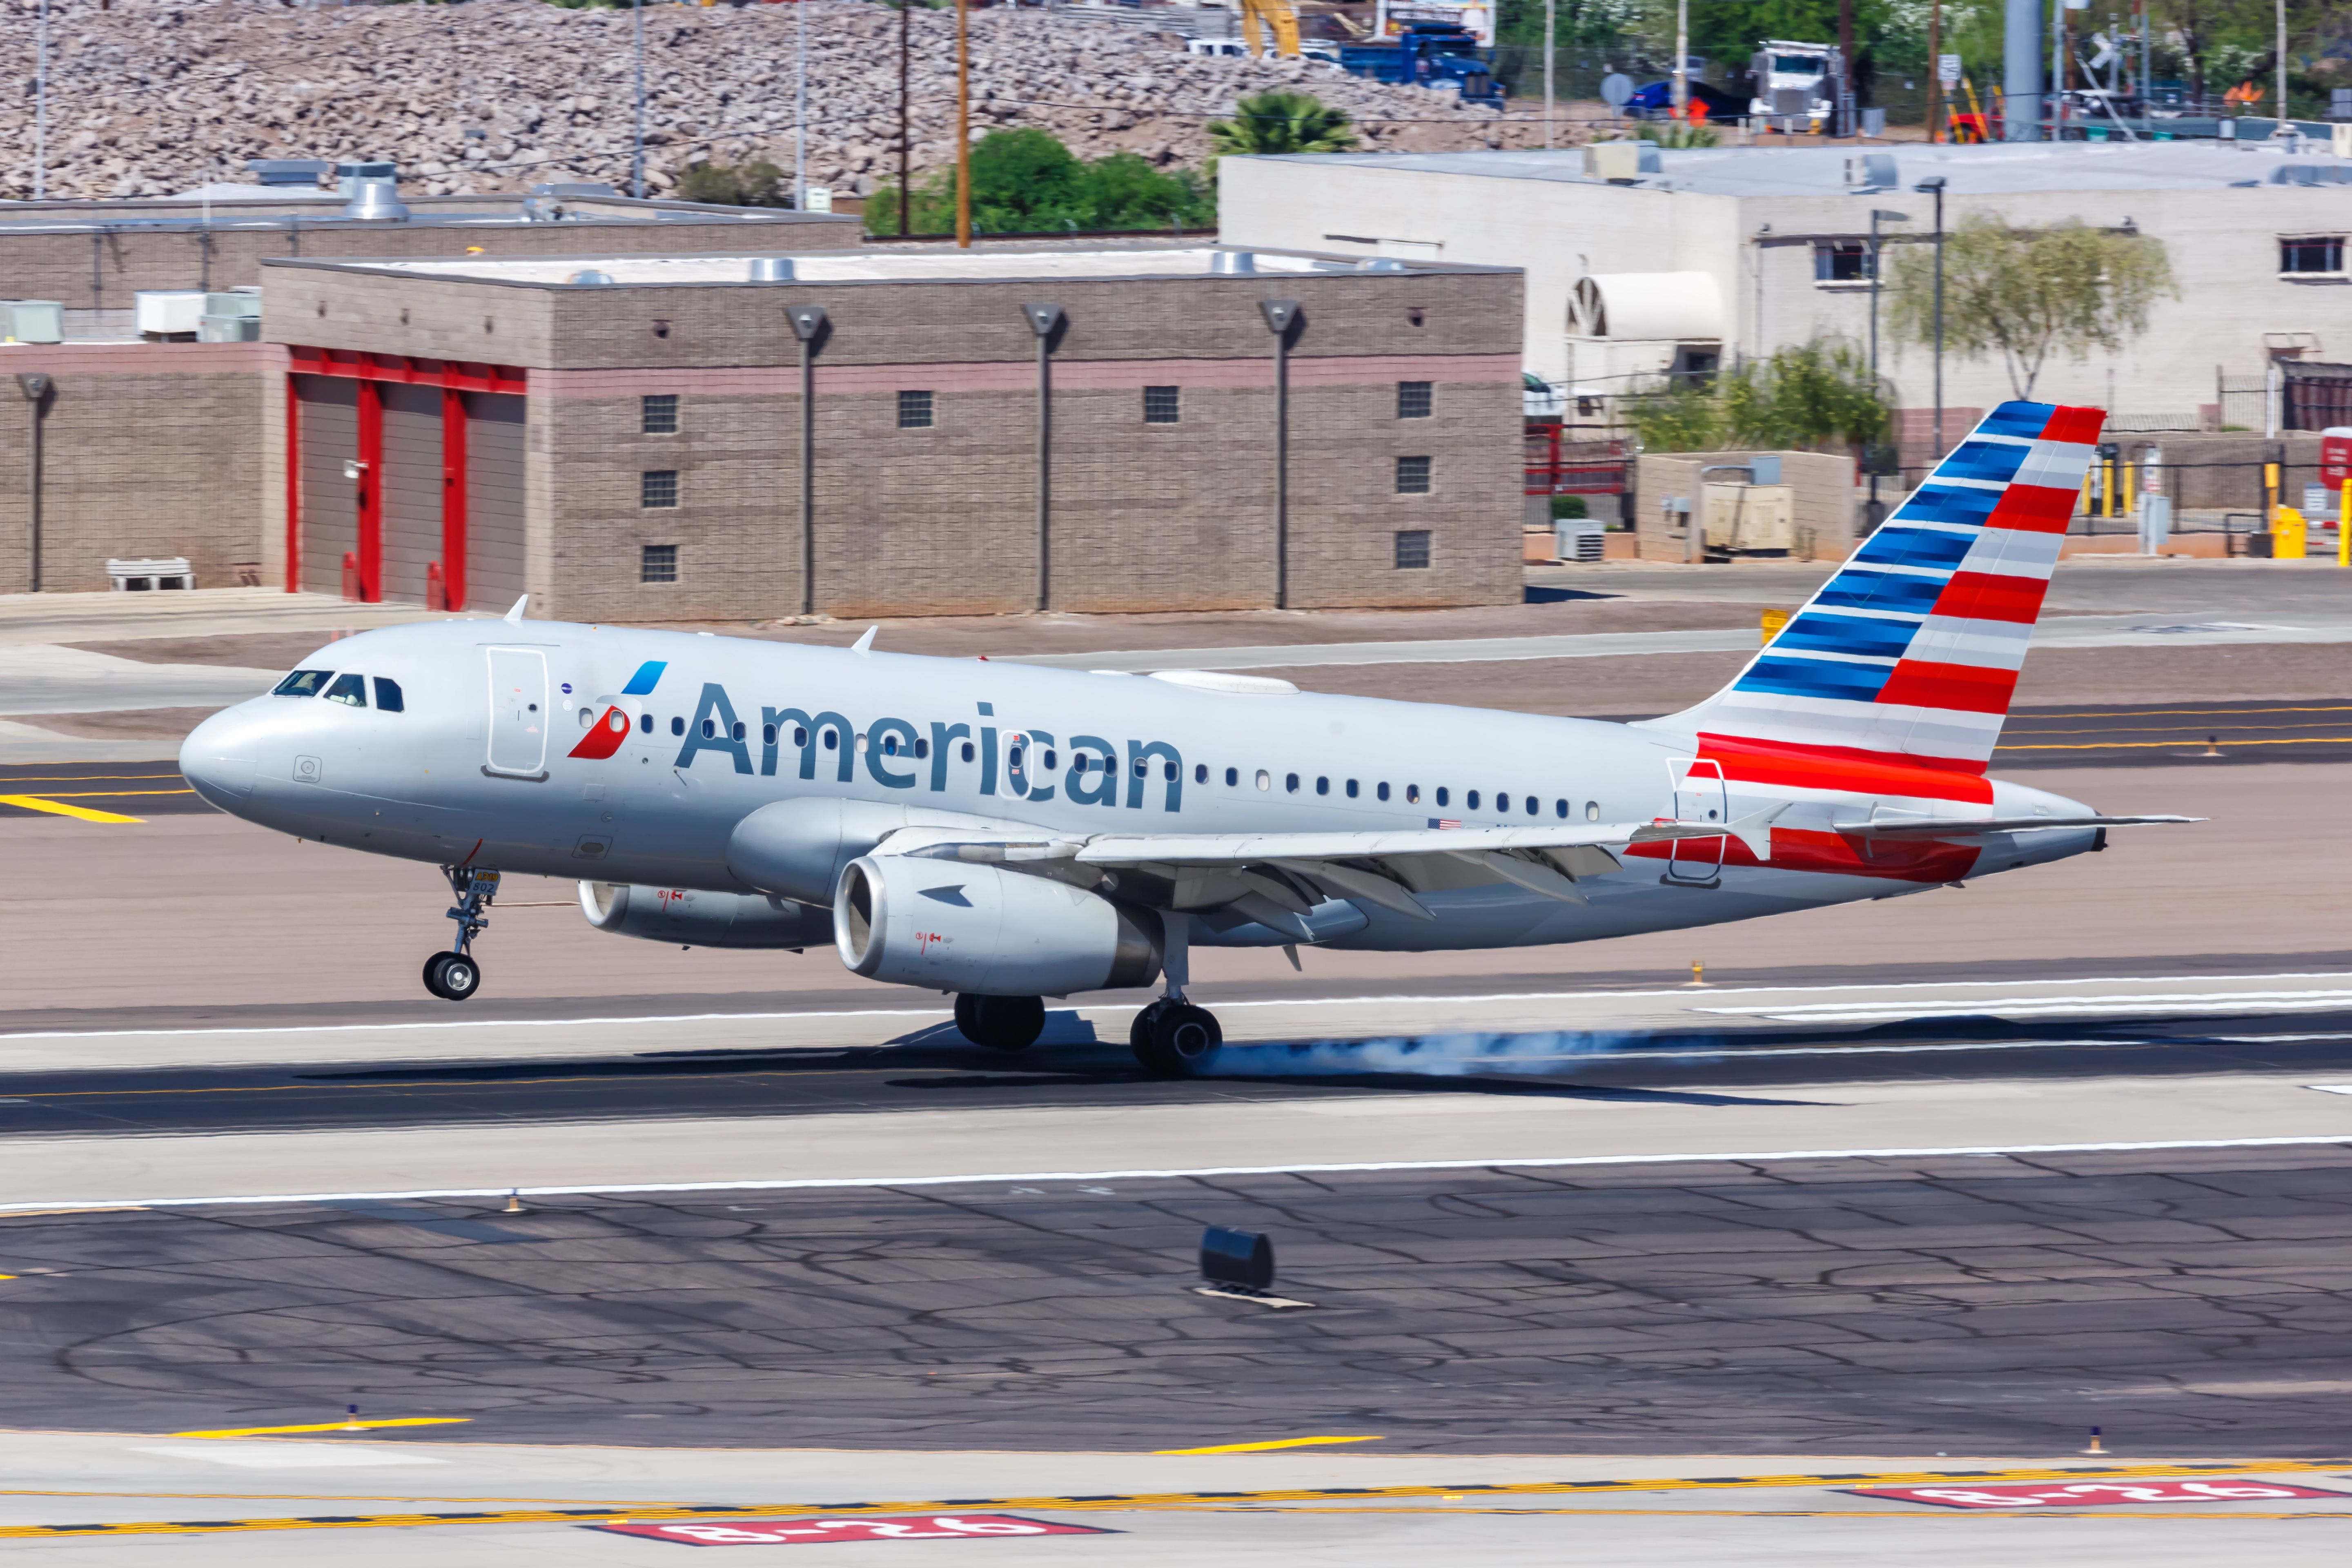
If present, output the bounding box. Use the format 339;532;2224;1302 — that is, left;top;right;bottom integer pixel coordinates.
1669;758;1727;880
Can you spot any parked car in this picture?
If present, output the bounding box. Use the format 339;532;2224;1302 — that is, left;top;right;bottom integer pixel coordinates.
1522;372;1566;421
1622;79;1749;122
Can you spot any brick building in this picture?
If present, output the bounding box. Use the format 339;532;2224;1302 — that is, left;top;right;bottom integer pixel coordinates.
0;191;858;597
255;248;1521;619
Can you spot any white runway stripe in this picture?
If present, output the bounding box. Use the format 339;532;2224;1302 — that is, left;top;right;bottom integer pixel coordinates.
9;1134;2352;1214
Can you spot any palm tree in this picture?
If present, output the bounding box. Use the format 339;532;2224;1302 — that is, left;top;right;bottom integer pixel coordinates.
1206;91;1359;174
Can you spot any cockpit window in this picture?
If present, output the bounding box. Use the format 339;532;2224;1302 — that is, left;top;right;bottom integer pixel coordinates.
323;673;369;708
273;669;334;697
373;677;405;713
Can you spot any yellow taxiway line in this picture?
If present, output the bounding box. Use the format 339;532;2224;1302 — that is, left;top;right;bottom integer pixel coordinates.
172;1418;473;1440
1154;1436;1383;1455
0;795;145;824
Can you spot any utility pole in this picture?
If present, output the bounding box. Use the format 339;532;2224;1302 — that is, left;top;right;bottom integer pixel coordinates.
630;0;646;199
1927;0;1943;142
955;0;973;248
33;0;47;200
2004;0;2041;140
898;0;911;235
1671;0;1688;119
1915;176;1948;457
1837;0;1855;137
2275;0;2288;133
795;0;808;209
1543;0;1556;148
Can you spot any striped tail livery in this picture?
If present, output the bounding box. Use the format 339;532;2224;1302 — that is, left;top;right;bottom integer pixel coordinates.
1643;400;2103;808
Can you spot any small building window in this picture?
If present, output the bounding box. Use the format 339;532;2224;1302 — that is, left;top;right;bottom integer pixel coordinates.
641;543;678;583
1395;456;1432;494
1143;385;1181;424
1397;380;1432;419
1813;240;1871;283
898;390;935;428
1394;530;1432;569
2281;236;2346;275
640;393;679;434
641;470;679;509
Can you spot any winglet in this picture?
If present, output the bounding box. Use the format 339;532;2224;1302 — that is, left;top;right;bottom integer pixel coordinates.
1728;802;1788;863
503;595;528;624
851;625;878;655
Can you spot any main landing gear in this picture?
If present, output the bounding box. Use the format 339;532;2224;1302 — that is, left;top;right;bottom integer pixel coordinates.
1129;912;1223;1078
423;866;500;1002
954;993;1046;1053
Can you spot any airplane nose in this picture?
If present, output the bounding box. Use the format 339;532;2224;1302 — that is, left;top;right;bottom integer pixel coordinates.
179;705;263;809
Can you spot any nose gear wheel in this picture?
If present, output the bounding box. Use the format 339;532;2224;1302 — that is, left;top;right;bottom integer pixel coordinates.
422;865;500;1001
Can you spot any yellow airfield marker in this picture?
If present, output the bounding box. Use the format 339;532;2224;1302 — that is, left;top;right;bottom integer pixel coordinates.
0;795;143;824
1154;1435;1383;1456
172;1417;472;1440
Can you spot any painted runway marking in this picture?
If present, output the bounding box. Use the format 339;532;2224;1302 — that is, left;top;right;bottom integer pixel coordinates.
9;1134;2352;1215
0;795;143;824
1705;989;2352;1024
7;972;2350;1043
1153;1437;1383;1455
173;1418;472;1439
7;1461;2352;1540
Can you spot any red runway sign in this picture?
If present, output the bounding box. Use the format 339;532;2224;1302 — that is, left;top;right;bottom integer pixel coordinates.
1850;1478;2352;1510
594;1514;1118;1547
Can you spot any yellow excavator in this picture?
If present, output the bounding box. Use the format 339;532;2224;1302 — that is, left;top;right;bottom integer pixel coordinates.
1238;0;1301;58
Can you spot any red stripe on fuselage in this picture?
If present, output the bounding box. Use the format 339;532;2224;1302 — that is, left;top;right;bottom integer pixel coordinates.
1935;570;2047;624
1696;734;1996;803
1875;661;2019;715
1623;826;1983;884
567;705;631;760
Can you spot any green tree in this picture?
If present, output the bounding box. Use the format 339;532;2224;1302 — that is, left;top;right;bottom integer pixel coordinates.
864;129;1214;237
1887;215;2174;400
674;158;788;208
1628;339;1888;453
1205;91;1359;173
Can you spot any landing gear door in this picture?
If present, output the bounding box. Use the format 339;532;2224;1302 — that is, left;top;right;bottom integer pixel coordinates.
486;646;550;779
1668;757;1727;881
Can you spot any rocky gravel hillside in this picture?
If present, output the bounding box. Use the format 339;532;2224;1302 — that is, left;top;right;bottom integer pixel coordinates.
0;0;1552;202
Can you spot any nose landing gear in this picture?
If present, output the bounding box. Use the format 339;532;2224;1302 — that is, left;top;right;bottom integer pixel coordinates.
423;866;499;1002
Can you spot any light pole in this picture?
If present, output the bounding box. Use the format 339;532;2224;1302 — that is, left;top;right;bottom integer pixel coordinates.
1914;176;1948;457
1543;0;1556;148
630;0;646;199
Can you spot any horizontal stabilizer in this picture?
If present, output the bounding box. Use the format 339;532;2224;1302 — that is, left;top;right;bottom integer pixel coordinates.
1852;813;2202;838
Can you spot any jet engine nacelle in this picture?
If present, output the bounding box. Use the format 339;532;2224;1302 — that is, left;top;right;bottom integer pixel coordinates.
726;797;1021;907
579;881;835;949
834;856;1161;996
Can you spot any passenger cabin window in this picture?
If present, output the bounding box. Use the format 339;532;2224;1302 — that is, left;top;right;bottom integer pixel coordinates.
1378;782;1391;801
1225;767;1238;786
323;673;368;708
372;677;404;713
671;716;685;736
274;668;334;697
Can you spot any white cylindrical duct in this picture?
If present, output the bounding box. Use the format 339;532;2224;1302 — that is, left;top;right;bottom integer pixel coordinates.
1571;272;1724;340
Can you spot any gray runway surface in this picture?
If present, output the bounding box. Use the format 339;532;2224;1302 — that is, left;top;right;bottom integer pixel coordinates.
8;1142;2352;1456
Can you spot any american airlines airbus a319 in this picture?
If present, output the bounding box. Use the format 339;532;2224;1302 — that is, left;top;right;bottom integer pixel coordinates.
181;402;2190;1076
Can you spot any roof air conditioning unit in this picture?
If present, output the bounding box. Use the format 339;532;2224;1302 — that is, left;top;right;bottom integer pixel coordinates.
136;290;207;337
2;301;65;344
1584;141;1642;183
1845;152;1898;188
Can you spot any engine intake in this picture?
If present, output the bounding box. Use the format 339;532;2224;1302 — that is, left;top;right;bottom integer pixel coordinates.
835;857;1160;996
580;882;834;949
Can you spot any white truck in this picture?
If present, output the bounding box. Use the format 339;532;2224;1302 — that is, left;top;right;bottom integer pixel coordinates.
1747;40;1846;129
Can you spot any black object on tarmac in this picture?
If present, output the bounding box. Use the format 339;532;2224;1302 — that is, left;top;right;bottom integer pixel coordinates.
1201;1227;1275;1293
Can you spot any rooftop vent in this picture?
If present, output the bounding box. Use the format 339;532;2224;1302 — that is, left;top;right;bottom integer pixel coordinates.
334;160;397;197
1584;141;1643;183
1209;249;1257;275
1845;151;1899;189
747;257;796;281
568;270;616;287
247;158;331;188
343;182;410;222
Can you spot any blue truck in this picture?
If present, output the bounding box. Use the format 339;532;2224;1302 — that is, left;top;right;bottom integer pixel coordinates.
1339;23;1504;104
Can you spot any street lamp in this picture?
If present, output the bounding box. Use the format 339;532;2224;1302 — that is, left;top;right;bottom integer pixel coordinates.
1913;176;1948;457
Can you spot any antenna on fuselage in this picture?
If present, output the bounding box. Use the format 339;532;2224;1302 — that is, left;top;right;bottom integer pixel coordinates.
503;595;528;624
851;625;878;655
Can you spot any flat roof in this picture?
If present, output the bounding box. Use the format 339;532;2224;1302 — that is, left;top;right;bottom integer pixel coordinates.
0;196;845;235
1256;140;2352;196
331;247;1459;285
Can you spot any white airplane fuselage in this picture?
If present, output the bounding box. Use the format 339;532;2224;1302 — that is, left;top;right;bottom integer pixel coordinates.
180;617;2100;957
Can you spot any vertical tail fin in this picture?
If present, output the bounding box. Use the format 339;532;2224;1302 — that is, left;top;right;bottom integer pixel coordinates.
1642;401;2104;776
